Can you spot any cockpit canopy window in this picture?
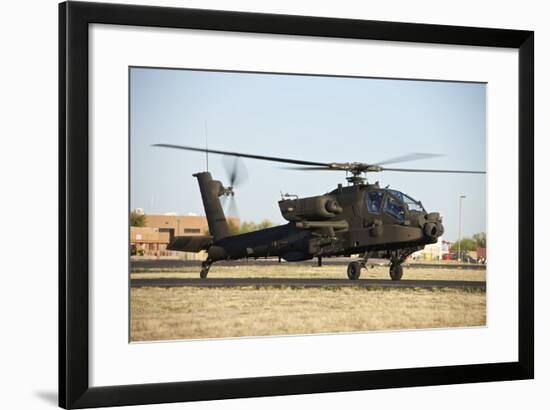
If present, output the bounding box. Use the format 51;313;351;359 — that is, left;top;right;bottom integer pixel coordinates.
404;195;424;212
384;194;406;221
388;190;403;201
366;191;384;214
388;189;425;213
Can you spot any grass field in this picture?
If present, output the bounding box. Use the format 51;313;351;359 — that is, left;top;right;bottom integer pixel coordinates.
131;286;485;341
131;264;486;282
130;263;486;341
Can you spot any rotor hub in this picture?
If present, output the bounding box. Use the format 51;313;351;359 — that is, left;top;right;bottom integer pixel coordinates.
345;174;366;185
221;186;235;197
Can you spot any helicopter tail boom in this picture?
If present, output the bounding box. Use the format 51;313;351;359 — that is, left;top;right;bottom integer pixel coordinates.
167;235;213;252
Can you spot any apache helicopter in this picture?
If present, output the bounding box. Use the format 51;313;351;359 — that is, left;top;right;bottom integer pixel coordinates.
153;144;485;280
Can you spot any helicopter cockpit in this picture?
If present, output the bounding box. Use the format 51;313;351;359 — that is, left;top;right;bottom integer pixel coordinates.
387;190;425;213
366;189;425;221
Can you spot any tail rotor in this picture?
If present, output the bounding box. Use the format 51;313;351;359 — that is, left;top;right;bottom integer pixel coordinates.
221;156;248;217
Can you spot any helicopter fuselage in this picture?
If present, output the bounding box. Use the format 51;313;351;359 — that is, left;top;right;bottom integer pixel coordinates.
168;173;444;265
213;182;443;262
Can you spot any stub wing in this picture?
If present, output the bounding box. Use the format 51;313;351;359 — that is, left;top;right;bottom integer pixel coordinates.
167;235;213;252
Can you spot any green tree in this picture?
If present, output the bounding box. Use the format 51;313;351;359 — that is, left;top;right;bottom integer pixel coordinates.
238;219;274;234
239;221;258;234
450;238;477;252
130;211;146;227
205;219;275;236
227;219;240;235
473;232;487;248
256;219;274;230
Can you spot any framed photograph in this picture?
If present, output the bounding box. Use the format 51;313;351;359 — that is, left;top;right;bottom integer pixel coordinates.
59;1;534;408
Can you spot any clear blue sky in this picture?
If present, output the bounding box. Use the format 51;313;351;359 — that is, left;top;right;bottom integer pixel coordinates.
130;67;486;242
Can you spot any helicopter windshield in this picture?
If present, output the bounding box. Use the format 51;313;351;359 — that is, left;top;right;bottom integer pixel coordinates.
366;191;384;213
387;190;425;213
384;195;406;221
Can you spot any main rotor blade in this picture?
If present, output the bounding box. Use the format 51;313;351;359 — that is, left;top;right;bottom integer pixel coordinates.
152;144;330;167
375;152;445;166
281;166;334;171
382;167;485;174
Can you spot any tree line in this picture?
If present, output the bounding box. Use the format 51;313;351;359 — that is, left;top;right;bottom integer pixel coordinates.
225;219;274;235
450;232;486;251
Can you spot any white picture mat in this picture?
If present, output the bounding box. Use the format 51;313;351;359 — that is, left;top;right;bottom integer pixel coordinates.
89;24;518;387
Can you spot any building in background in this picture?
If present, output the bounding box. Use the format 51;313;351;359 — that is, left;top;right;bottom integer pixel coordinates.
412;237;444;261
131;226;173;257
145;213;209;237
130;211;240;259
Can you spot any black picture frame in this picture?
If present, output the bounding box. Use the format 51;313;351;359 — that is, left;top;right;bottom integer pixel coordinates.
59;1;534;408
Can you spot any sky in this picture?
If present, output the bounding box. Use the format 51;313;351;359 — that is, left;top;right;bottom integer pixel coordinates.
130;67;486;242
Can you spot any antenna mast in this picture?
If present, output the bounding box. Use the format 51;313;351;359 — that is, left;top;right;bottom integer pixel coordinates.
204;120;209;171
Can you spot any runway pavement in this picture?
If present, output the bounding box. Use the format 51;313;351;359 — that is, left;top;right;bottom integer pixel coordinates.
131;277;486;290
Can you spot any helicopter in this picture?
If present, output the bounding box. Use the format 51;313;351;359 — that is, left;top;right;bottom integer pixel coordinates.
152;144;485;280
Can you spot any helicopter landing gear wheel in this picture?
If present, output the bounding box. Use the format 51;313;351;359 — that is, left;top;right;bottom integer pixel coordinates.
389;263;403;281
200;260;212;279
347;261;362;280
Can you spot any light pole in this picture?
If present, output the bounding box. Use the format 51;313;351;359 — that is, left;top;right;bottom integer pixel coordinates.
458;195;466;262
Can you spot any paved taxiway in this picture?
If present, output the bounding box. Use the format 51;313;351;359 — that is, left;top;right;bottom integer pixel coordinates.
131;277;486;290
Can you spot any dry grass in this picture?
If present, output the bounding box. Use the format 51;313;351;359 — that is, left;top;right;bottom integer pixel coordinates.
131;264;485;282
130;286;486;342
